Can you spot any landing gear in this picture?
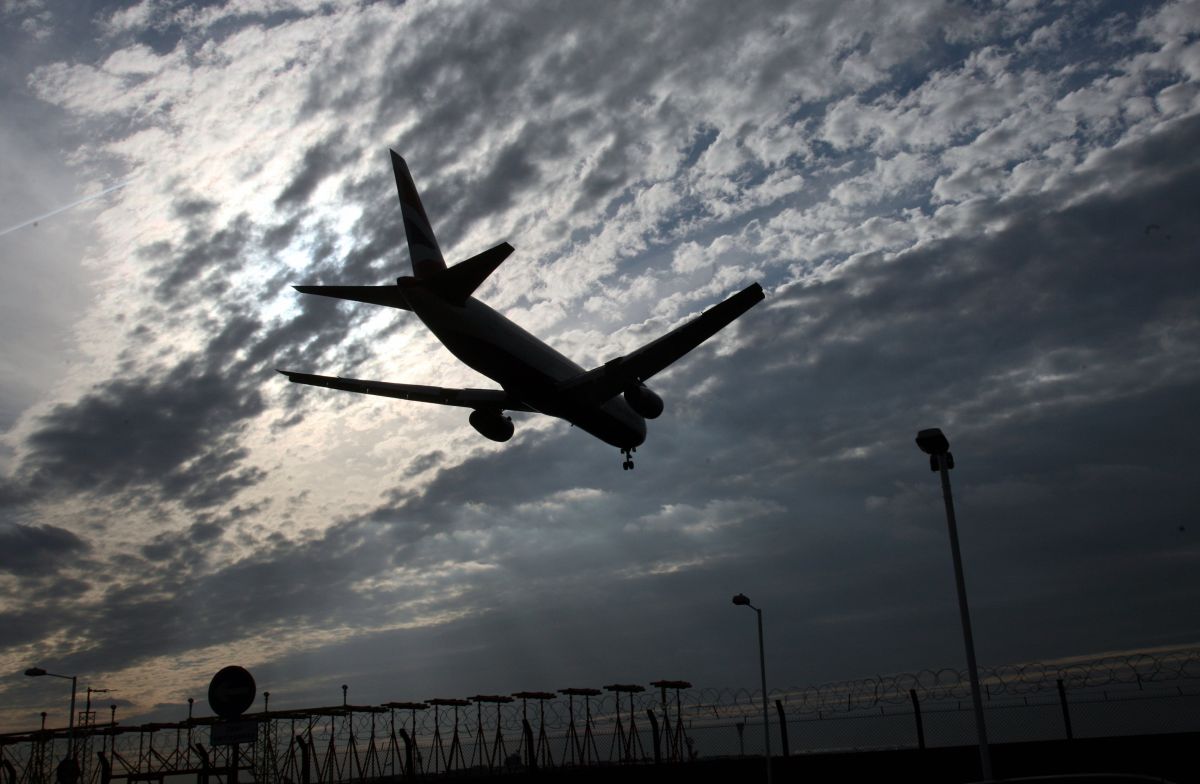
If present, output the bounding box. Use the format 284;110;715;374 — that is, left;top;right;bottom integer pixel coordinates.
621;446;636;470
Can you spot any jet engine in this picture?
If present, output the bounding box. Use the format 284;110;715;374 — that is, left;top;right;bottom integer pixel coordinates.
469;408;514;442
623;383;664;419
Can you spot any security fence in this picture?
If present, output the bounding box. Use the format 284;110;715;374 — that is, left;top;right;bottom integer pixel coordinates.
2;646;1196;783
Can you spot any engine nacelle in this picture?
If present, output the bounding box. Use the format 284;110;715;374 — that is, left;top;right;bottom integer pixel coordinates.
469;409;514;442
623;384;664;419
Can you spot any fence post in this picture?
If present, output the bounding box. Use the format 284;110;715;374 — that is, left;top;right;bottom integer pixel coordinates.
909;689;926;750
521;720;536;770
96;752;111;784
1056;679;1073;740
774;701;789;757
396;730;413;780
194;744;209;784
646;711;661;764
735;722;745;757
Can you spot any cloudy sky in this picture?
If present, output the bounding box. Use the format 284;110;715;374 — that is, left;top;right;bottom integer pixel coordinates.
2;0;1198;730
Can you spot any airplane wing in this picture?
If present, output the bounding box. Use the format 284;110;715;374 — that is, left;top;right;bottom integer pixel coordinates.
559;282;765;405
277;370;536;411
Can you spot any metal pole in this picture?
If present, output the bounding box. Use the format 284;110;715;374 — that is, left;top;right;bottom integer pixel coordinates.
68;676;78;759
909;689;926;750
774;700;789;757
1056;678;1073;740
937;453;992;780
755;607;772;784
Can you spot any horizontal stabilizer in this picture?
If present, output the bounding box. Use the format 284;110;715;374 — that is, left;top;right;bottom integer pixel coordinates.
293;285;412;310
426;242;514;305
277;370;536;412
559;282;765;405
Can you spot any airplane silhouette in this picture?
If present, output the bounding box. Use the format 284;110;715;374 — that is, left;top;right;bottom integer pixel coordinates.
279;151;764;469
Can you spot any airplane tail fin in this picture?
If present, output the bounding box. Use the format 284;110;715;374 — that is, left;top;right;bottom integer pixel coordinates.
390;150;446;279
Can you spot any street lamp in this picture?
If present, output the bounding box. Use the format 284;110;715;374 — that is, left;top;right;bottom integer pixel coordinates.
915;428;992;781
25;667;79;760
732;594;772;784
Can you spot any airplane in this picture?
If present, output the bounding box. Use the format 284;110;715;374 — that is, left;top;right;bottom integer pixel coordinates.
278;151;764;470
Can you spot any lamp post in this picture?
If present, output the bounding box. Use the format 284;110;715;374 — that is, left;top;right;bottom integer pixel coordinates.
25;667;78;761
732;594;771;784
915;428;991;781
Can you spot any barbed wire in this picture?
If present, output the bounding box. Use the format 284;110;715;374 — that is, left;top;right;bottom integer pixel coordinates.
315;646;1200;735
693;646;1200;721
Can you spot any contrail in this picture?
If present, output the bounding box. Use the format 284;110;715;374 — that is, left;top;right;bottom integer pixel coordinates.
0;178;134;238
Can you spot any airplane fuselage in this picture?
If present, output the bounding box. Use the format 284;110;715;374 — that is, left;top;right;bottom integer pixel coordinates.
398;278;647;450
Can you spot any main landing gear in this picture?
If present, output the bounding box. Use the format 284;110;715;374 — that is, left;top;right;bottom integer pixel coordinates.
621;446;636;470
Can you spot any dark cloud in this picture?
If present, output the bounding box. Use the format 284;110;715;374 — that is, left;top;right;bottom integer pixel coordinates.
262;215;304;252
274;133;353;209
172;197;218;220
440;138;540;234
29;511;409;677
21;359;265;508
0;523;89;575
0;608;61;651
151;214;254;302
404;450;445;477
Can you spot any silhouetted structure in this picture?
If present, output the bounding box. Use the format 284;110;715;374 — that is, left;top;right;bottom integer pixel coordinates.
915;427;991;781
510;692;555;769
650;681;692;762
425;699;469;774
603;684;647;763
3;649;1197;784
559;688;602;766
468;695;512;771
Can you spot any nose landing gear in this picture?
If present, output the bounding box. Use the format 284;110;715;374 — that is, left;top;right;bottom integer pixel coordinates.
621;446;636;470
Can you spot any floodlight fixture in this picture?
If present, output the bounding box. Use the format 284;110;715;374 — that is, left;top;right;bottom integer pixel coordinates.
916;428;955;471
915;427;949;455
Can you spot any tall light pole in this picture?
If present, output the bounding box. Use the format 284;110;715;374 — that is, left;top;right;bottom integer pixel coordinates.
25;668;78;759
915;428;992;781
732;593;772;784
